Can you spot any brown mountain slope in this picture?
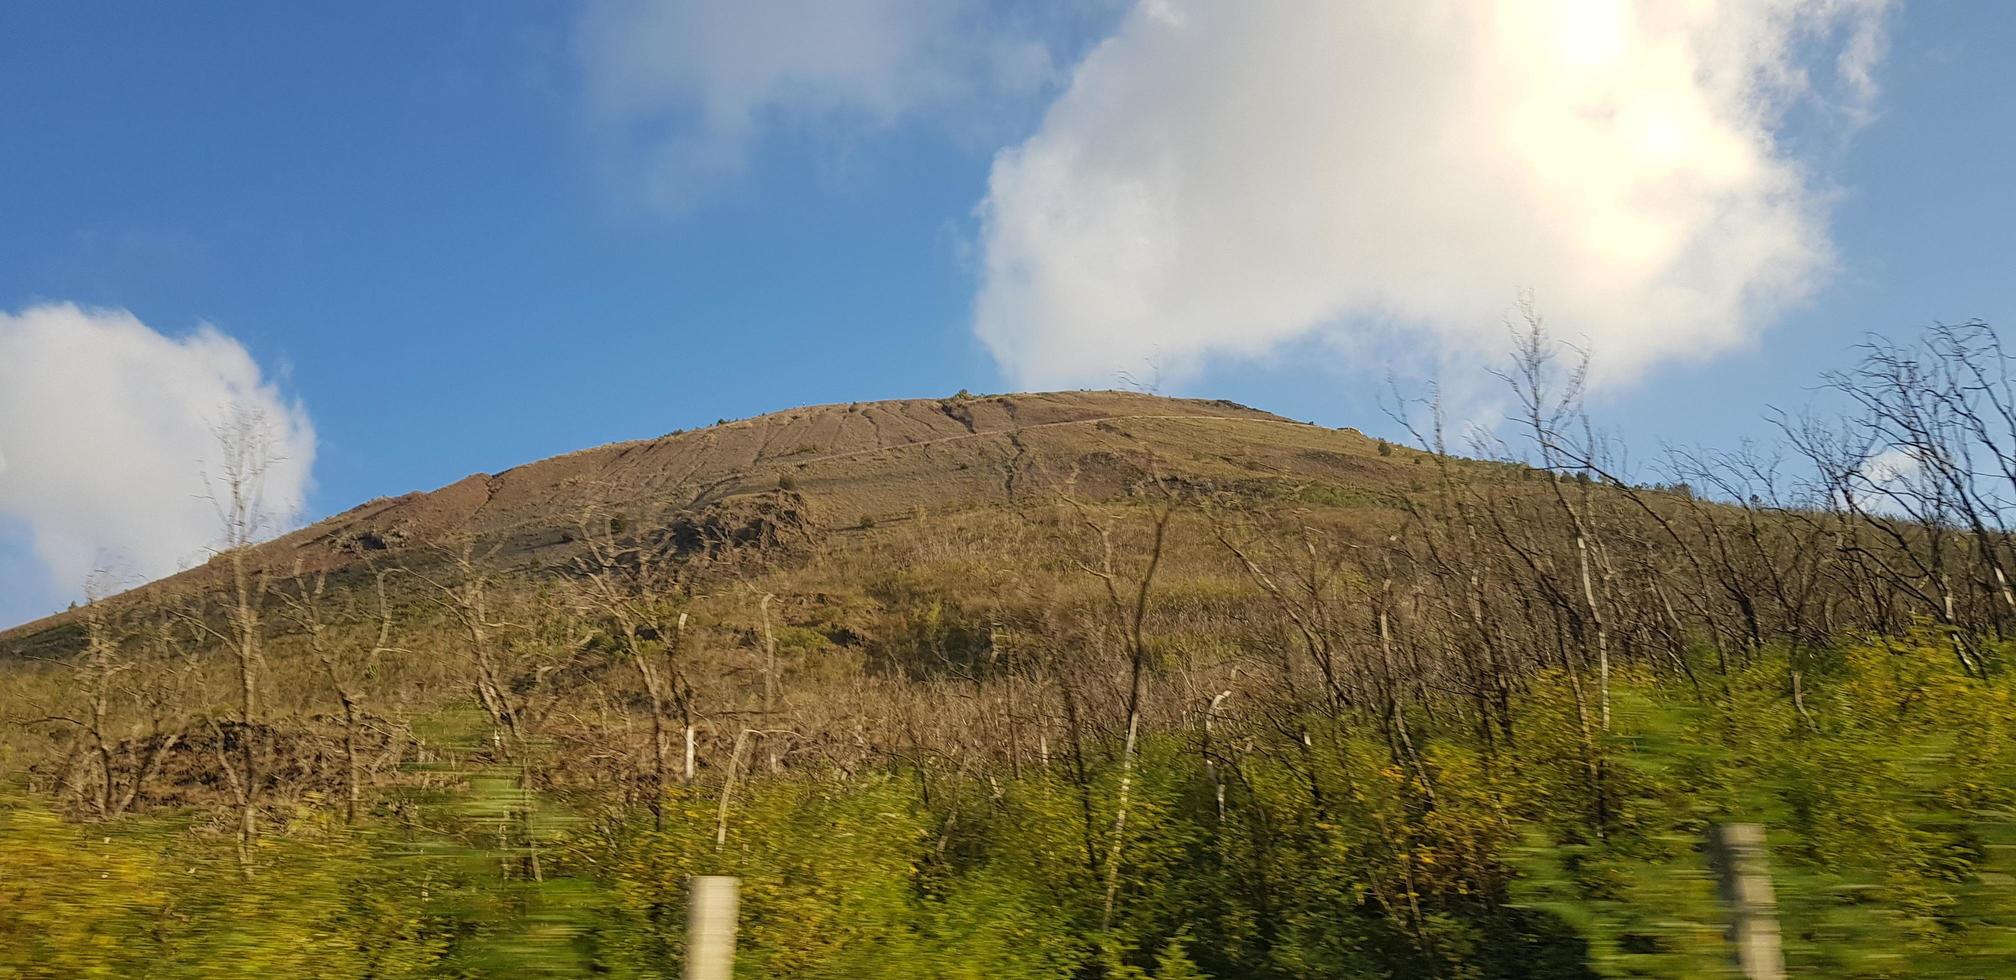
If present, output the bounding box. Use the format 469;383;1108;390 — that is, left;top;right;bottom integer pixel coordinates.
2;390;1413;647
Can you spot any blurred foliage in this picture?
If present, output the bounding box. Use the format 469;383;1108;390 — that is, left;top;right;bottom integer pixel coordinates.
4;633;2015;977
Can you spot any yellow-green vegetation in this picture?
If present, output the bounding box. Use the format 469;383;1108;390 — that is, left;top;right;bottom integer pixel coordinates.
4;640;2013;978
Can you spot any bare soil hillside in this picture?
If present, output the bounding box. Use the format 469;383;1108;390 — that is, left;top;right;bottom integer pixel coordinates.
1;390;1420;649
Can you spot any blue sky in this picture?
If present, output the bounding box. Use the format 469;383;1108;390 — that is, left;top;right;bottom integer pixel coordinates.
0;1;2010;626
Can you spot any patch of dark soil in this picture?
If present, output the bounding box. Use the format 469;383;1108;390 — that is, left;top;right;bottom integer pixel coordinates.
334;525;411;555
663;490;822;558
29;718;416;818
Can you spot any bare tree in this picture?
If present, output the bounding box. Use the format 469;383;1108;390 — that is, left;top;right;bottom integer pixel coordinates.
1050;463;1177;930
28;573;188;821
277;561;403;825
1496;307;1612;731
192;405;287;873
568;501;701;831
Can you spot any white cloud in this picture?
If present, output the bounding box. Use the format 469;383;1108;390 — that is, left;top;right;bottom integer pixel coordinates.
975;0;1893;389
0;304;315;619
575;0;1064;206
1860;445;1920;487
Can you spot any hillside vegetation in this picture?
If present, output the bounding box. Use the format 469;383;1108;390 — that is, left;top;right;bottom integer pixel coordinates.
5;324;2016;977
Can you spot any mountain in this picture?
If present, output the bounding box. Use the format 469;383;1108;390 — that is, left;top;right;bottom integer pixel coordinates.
1;390;1410;650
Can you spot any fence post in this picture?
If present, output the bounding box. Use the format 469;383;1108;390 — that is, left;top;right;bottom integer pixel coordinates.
1709;823;1784;980
684;875;740;980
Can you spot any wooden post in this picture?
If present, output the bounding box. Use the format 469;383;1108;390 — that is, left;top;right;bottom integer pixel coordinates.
684;875;739;980
1709;823;1784;980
